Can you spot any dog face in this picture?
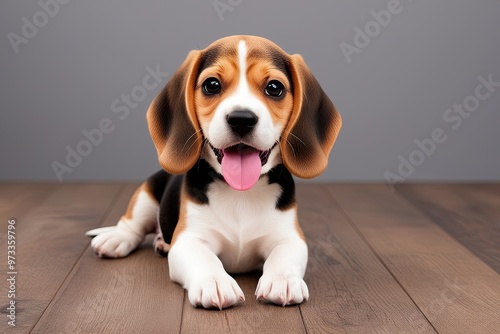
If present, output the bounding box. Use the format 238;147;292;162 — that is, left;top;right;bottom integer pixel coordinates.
147;35;341;190
194;38;294;190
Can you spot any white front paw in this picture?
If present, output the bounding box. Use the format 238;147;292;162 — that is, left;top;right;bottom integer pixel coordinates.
91;228;143;258
187;274;245;310
255;274;309;306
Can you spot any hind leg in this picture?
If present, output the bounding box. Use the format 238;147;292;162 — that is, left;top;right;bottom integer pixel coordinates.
153;225;170;257
89;183;159;258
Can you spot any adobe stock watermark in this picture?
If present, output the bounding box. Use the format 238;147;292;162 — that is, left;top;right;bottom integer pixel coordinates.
403;278;465;334
233;234;337;332
6;219;17;327
7;0;72;55
384;73;500;187
51;64;170;181
63;270;134;333
340;0;416;64
232;303;273;333
213;0;243;21
307;234;341;275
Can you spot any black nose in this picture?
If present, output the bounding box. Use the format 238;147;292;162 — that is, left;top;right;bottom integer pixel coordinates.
226;110;258;137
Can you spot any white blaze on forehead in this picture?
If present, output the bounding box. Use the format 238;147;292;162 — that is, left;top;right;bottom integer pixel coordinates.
237;40;249;92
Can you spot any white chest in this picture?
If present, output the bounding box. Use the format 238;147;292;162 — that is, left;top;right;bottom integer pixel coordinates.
183;176;297;272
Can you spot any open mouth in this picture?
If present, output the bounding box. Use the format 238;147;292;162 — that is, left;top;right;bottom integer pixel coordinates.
209;142;277;191
210;143;276;166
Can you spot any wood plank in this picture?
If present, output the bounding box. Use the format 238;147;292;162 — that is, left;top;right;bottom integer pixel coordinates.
31;184;185;334
179;291;230;334
0;183;122;333
397;184;500;273
326;184;500;334
0;183;57;244
296;184;436;333
5;182;498;333
0;183;57;331
0;183;56;217
228;274;306;333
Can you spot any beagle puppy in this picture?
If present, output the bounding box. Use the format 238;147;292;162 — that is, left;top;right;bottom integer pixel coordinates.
87;35;341;309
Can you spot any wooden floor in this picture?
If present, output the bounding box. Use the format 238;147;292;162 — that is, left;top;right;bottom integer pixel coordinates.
1;183;499;334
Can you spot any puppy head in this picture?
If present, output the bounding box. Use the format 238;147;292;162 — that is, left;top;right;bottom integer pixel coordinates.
147;35;342;189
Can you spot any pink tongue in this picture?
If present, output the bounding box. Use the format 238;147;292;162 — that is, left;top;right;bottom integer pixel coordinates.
221;147;262;191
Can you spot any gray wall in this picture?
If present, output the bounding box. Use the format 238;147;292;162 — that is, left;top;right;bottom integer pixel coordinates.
1;0;499;182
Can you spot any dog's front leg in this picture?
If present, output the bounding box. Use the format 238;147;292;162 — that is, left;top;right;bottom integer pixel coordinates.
168;236;245;309
256;237;309;306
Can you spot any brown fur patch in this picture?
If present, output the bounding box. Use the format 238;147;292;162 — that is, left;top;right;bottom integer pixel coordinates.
246;56;293;125
294;212;305;241
123;183;145;220
122;182;158;233
194;56;240;131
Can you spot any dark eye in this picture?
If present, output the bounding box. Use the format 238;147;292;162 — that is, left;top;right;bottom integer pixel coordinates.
265;80;285;98
202;77;221;95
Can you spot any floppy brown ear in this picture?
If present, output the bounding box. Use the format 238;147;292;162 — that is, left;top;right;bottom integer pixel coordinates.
146;51;203;174
280;54;342;179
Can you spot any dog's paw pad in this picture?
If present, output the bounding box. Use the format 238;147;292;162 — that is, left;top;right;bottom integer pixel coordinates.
188;274;245;310
255;274;309;306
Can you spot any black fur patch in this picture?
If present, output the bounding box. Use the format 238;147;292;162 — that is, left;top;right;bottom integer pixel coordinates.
158;174;183;245
197;46;221;77
154;160;220;247
268;49;294;91
267;164;296;210
315;91;333;144
146;170;171;203
185;159;222;204
198;45;238;77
